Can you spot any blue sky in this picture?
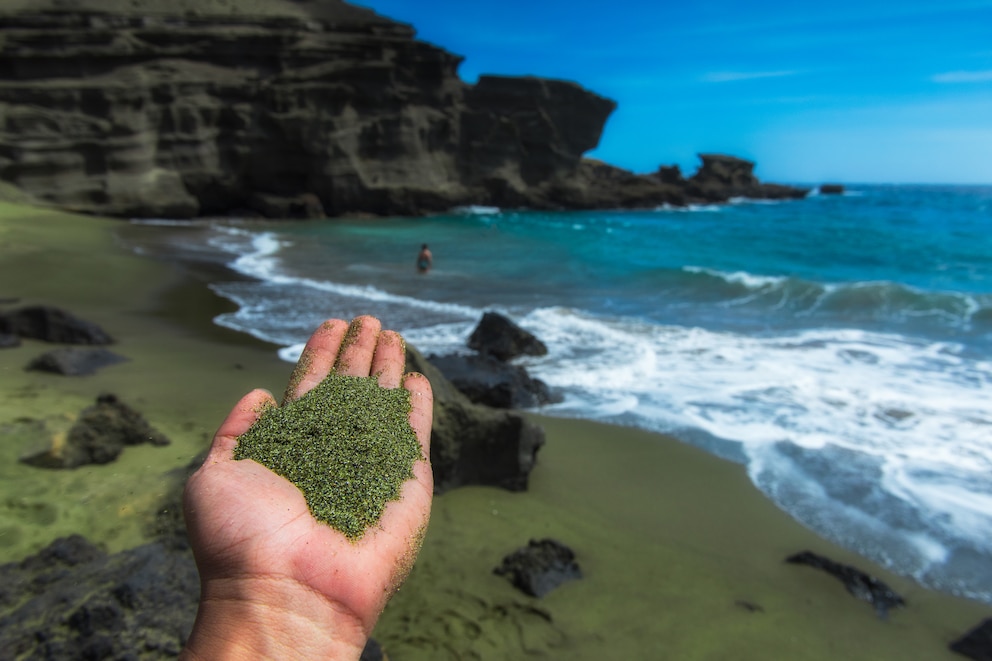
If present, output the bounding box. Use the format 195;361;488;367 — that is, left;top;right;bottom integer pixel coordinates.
351;1;992;184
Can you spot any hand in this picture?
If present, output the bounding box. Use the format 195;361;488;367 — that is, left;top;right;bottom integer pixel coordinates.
180;316;433;660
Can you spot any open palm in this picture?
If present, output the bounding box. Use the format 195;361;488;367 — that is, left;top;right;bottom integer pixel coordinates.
181;317;433;660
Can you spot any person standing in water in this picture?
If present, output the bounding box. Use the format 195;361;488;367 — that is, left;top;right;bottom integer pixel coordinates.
416;244;433;274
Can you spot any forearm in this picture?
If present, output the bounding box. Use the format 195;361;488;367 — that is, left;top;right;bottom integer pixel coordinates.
180;576;368;661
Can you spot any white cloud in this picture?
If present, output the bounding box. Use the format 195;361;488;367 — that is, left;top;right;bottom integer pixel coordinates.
932;70;992;83
702;70;798;83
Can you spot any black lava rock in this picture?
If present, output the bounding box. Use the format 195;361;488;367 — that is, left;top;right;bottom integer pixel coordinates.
494;538;582;598
468;312;548;362
786;550;906;618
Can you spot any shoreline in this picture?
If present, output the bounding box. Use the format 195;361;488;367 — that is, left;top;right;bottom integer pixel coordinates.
0;202;988;659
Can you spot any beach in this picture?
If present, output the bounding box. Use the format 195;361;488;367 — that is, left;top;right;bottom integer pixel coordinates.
1;202;989;659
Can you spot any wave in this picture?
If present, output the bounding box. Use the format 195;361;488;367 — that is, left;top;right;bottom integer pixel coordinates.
669;266;992;332
451;205;501;215
512;306;992;602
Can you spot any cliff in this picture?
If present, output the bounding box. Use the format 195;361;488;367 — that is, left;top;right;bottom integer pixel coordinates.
0;0;807;219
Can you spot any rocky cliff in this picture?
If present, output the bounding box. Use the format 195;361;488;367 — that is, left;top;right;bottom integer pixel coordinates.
0;0;807;219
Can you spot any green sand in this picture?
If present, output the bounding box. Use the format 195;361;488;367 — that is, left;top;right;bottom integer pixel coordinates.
0;202;989;659
234;374;421;540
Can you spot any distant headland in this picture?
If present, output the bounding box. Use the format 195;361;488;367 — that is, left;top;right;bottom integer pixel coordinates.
0;0;809;219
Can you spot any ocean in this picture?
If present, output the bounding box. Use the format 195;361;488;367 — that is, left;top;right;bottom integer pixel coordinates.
124;184;992;605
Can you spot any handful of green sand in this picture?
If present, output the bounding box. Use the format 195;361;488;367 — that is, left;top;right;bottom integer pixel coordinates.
234;373;423;541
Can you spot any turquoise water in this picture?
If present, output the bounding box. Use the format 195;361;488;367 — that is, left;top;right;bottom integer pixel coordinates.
127;185;992;604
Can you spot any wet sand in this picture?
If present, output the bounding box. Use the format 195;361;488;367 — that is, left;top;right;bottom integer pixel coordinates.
0;202;988;659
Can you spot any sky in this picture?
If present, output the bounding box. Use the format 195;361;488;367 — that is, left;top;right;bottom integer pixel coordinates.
351;0;992;184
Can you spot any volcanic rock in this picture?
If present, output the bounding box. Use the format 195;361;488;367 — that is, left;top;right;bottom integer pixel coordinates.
468;311;548;362
405;345;544;493
20;393;169;468
786;550;906;618
951;618;992;661
0;1;808;217
0;305;114;344
27;347;129;375
428;352;559;409
494;538;582;598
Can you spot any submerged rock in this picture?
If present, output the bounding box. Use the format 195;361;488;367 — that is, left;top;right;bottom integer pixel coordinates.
494;539;582;598
786;550;906;618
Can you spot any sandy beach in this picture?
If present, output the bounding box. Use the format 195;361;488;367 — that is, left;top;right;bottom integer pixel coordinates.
0;202;989;660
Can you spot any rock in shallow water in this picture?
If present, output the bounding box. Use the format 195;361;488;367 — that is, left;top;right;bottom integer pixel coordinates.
428;352;560;409
468;312;549;362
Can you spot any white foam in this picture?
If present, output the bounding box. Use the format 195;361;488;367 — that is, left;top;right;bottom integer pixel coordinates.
683;265;787;290
653;203;723;212
451;205;501;215
509;307;992;584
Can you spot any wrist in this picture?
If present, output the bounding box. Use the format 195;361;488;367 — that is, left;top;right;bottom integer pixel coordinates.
181;575;368;660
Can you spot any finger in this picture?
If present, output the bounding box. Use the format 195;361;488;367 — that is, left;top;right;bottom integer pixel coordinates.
282;318;349;403
403;372;433;465
207;388;277;460
334;315;382;377
370;330;406;389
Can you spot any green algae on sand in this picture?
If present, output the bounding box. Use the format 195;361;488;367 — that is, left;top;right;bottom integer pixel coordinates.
234;374;422;541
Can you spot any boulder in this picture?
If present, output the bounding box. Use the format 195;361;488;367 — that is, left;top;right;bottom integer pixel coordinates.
0;535;198;660
428;352;560;409
467;312;548;362
951;618;992;661
20;393;169;469
494;539;582;598
405;345;545;494
0;533;391;661
0;305;114;344
785;550;905;619
687;154;810;202
27;347;129;376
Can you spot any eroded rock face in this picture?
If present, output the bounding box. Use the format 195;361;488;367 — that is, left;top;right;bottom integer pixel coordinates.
0;2;807;217
0;0;615;218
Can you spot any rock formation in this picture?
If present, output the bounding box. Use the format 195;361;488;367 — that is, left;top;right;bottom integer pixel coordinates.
494;538;582;598
20;393;170;469
0;0;807;219
0;305;114;345
405;345;545;494
27;347;129;376
786;550;906;619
